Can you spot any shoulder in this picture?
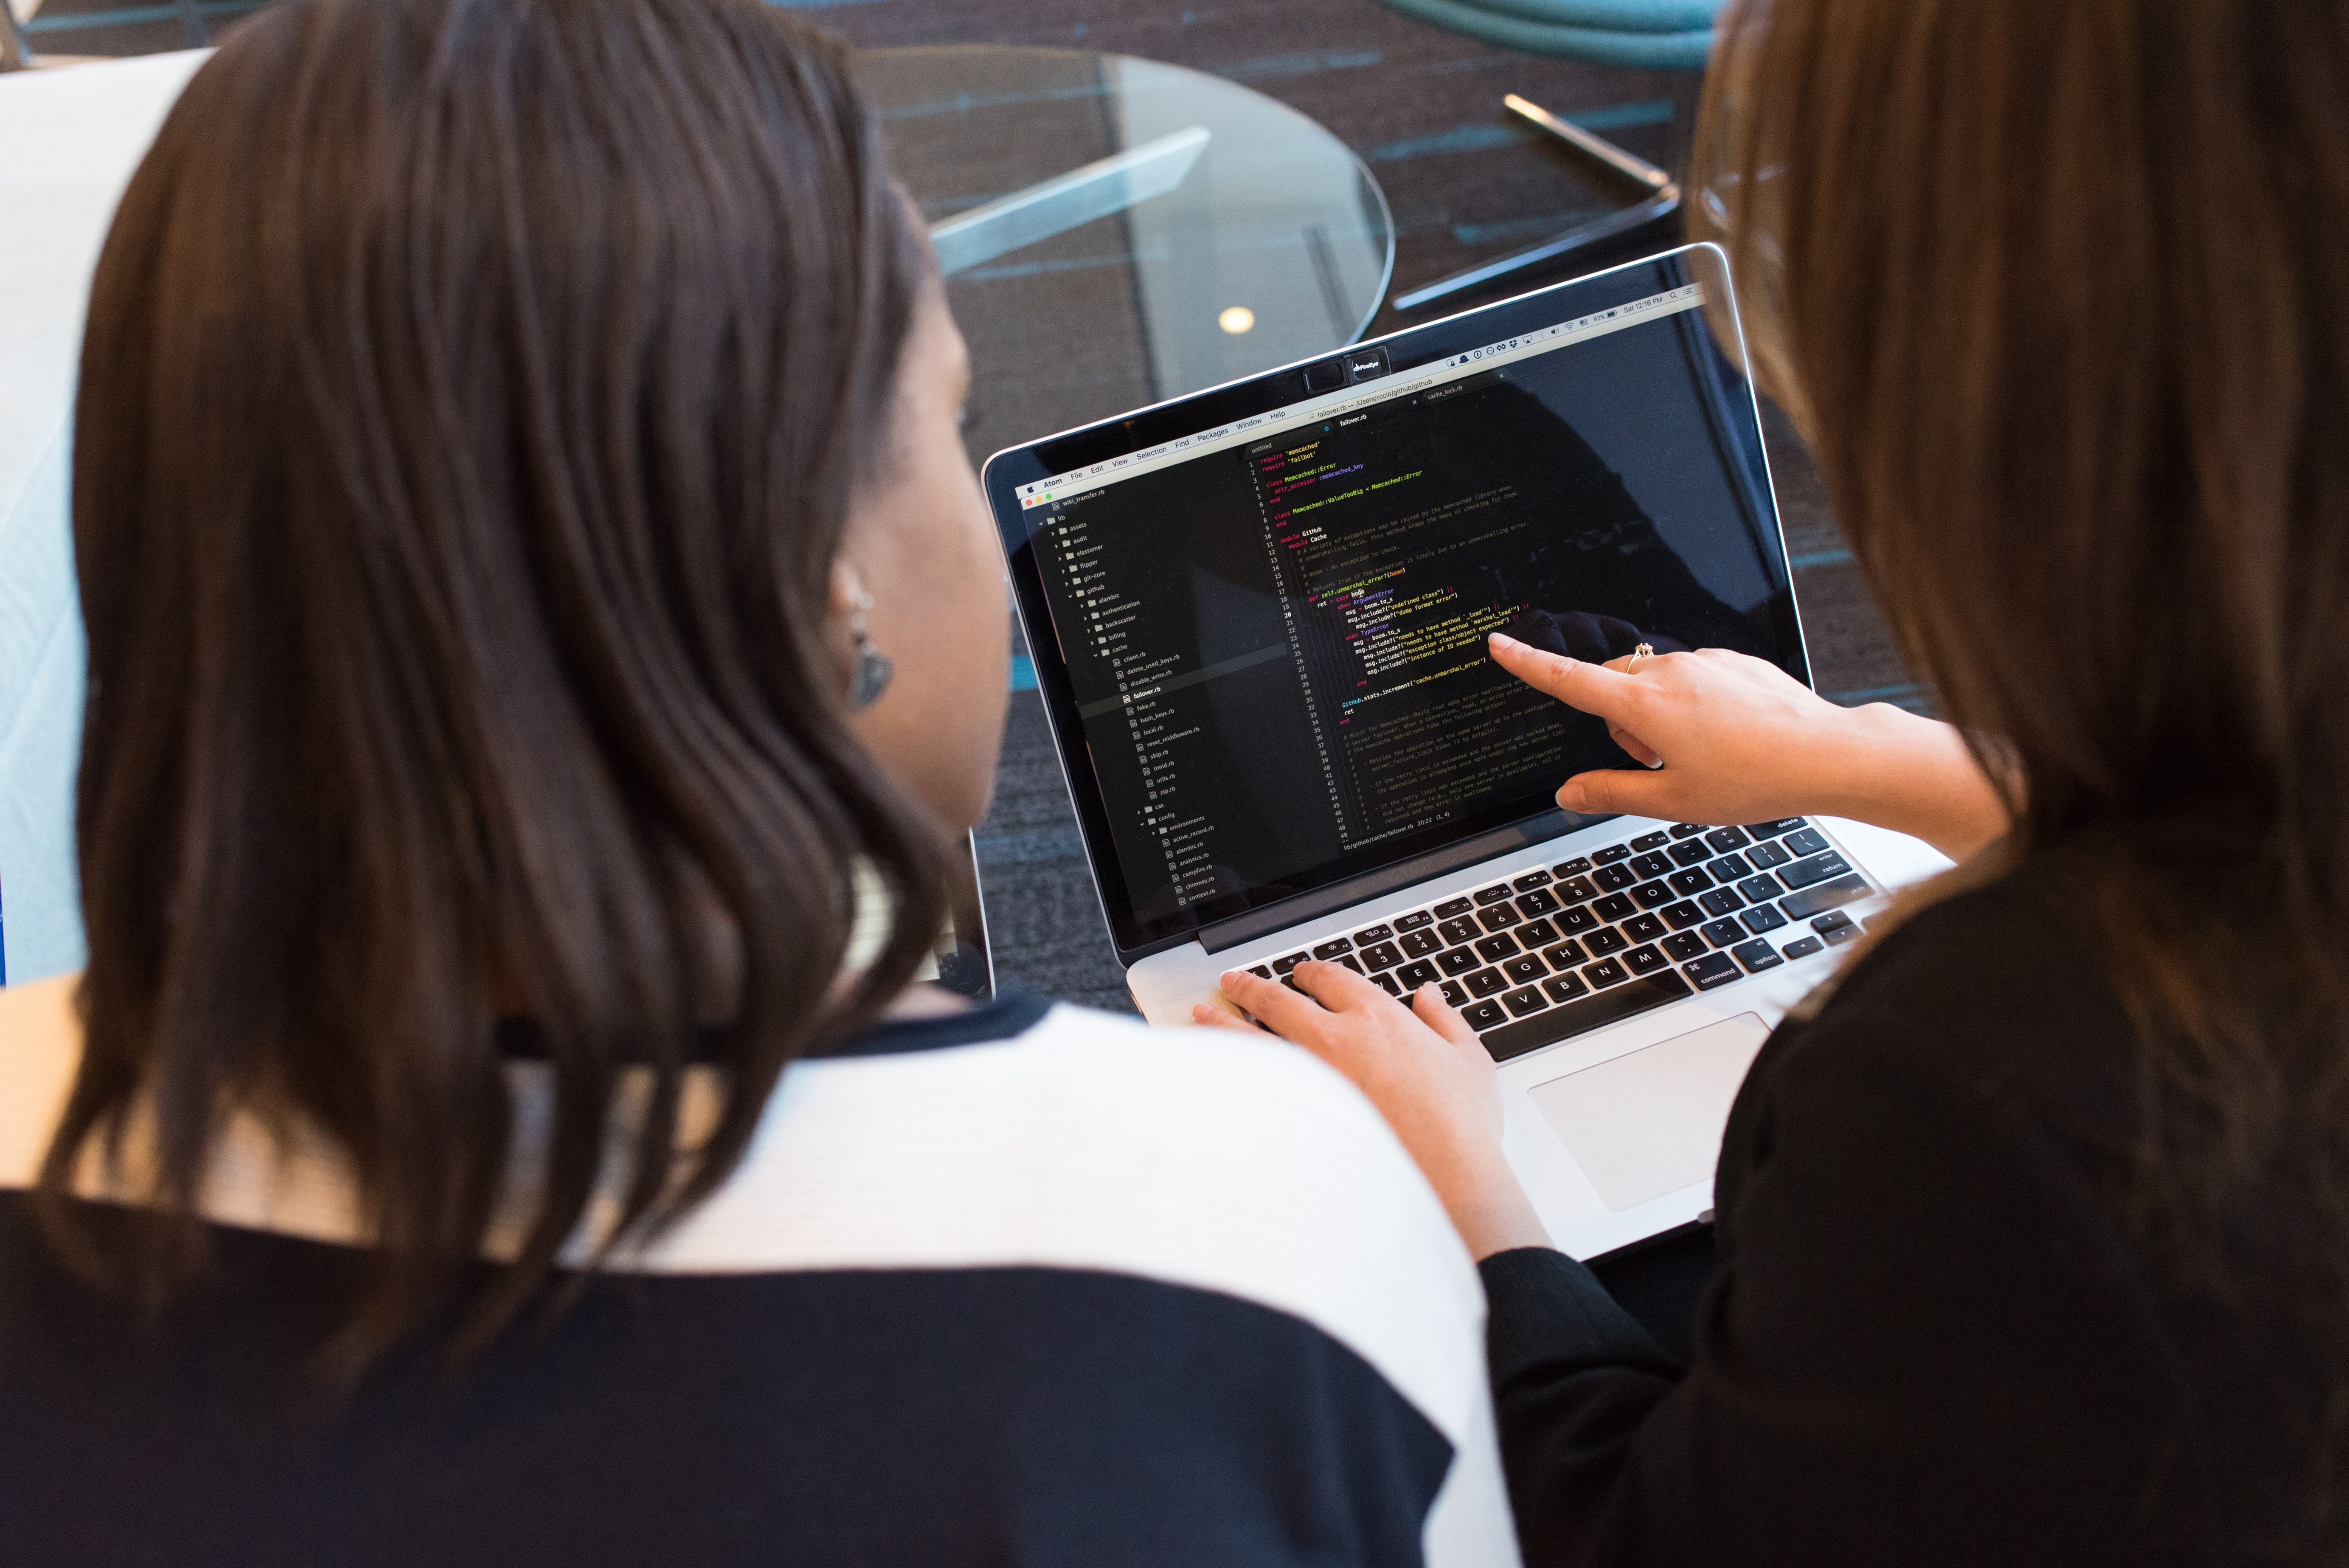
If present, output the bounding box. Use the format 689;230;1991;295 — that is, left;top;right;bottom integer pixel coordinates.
0;973;82;1190
643;998;1495;1447
1760;865;2139;1135
1719;864;2147;1269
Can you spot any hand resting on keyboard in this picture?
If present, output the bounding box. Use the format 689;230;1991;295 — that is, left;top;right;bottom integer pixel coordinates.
1198;961;1552;1262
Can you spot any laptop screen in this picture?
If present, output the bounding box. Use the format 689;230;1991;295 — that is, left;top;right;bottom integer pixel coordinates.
987;247;1805;958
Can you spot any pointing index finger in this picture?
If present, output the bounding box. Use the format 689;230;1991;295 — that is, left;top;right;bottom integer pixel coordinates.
1489;632;1643;722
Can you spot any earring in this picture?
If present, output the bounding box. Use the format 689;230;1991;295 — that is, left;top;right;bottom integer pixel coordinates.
847;585;894;711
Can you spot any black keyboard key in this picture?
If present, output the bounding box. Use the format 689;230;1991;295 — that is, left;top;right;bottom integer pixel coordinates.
1594;863;1637;892
1583;958;1630;989
1700;918;1745;948
1481;970;1694;1063
1500;985;1550;1019
1776;851;1852;891
1698;886;1745;916
1462;998;1509;1031
1515;887;1562;916
1437;947;1482;976
1272;953;1306;975
1540;940;1590;970
1434;897;1474;919
1704;826;1753;854
1731;938;1784;974
1741;903;1789;935
1744;818;1807;839
1359;941;1404;972
1736;875;1783;904
1623;944;1669;976
1394;910;1435;933
1554;875;1597;903
1517;917;1561;948
1503;954;1548;986
1629;852;1674;880
1782;936;1825;960
1623;913;1667;943
1474;884;1516;907
1556;904;1600;934
1440;979;1470;1007
1551;856;1593;877
1591;844;1632;865
1684;953;1739;990
1821;922;1863;946
1812;910;1855;933
1584;927;1630;956
1632;880;1675;910
1743;841;1790;871
1336;955;1363;973
1781;873;1873;920
1661;900;1705;931
1248;965;1273;980
1542;972;1590;1005
1782;827;1830;857
1478;904;1522;932
1352;923;1394;944
1667;841;1713;870
1474;933;1520;963
1437;916;1480;945
1399;928;1443;958
1465;967;1512;999
1312;937;1354;960
1668;867;1714;896
1708;852;1754;880
1661;931;1708;962
1593;893;1638;922
1512;870;1554;891
1283;974;1303;993
1372;971;1403;995
1630;830;1672;851
1395;959;1441;989
1669;822;1708;839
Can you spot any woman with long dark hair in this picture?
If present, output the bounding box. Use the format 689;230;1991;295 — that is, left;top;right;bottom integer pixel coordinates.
0;2;1516;1561
1212;0;2349;1561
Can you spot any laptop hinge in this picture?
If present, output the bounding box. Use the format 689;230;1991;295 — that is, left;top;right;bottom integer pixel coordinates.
1197;808;1596;955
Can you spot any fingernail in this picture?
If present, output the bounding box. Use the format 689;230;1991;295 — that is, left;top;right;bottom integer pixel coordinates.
1219;969;1242;988
1559;782;1588;810
1644;756;1666;770
1488;632;1518;651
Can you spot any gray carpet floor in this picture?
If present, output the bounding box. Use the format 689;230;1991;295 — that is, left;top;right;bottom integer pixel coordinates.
26;0;1924;1013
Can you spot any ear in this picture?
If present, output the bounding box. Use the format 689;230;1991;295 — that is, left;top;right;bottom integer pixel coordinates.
827;556;863;624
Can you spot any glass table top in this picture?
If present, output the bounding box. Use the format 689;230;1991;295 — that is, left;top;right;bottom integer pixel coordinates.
860;46;1395;464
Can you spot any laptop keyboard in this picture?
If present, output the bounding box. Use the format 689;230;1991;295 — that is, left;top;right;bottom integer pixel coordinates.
1245;818;1876;1064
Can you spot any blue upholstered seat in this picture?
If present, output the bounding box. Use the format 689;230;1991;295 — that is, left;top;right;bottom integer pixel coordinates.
1375;0;1722;70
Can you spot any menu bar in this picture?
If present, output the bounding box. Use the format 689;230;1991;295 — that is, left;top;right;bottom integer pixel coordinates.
1014;283;1706;508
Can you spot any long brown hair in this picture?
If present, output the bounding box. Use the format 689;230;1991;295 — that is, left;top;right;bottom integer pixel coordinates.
1698;0;2349;1544
47;0;944;1366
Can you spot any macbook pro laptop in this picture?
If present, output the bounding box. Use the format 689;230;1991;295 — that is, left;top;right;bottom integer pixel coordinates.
982;244;1947;1259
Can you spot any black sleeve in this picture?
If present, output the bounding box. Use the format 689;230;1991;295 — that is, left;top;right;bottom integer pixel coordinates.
1478;1002;2203;1568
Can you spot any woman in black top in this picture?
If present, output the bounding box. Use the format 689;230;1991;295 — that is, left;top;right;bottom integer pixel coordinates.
1207;0;2349;1561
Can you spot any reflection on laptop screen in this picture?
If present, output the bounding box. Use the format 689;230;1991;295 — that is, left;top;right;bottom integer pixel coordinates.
1007;263;1798;950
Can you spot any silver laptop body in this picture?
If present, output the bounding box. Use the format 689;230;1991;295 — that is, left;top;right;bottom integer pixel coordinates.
983;245;1946;1259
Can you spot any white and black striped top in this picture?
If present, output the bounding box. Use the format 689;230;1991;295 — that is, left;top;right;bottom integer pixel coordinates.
0;976;1517;1567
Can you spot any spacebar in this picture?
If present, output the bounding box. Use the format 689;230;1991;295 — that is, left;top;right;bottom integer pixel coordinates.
1478;972;1694;1065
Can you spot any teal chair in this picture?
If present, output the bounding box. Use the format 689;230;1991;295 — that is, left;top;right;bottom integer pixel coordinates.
1377;0;1722;70
1377;0;1725;310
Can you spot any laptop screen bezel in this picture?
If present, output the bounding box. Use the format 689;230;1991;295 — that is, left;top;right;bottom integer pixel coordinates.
981;244;1812;965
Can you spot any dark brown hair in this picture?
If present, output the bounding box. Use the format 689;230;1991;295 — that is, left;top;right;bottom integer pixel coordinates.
47;0;944;1364
1698;0;2349;1545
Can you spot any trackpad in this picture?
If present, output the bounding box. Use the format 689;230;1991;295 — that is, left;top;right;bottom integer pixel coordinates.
1527;1014;1770;1211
